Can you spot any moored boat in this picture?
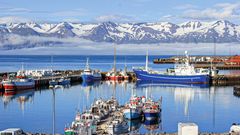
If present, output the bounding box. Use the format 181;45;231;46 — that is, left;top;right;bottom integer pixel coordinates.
123;95;143;120
2;80;15;92
106;117;128;135
123;106;141;120
106;45;126;81
49;79;58;87
64;111;97;135
58;77;70;85
143;99;160;120
81;58;102;82
2;69;35;92
133;51;210;84
106;70;124;81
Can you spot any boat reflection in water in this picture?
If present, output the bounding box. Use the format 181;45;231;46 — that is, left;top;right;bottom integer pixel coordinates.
126;117;162;134
136;80;209;117
127;119;142;133
136;80;209;89
143;118;161;132
81;81;101;91
2;89;34;110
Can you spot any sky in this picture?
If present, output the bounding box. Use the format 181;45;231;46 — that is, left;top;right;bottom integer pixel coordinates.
0;0;240;23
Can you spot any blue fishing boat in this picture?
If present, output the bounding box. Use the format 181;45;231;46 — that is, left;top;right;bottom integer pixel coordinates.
123;106;141;120
49;78;58;85
123;94;143;120
133;51;210;84
142;87;161;121
58;77;70;85
143;100;160;120
81;58;102;82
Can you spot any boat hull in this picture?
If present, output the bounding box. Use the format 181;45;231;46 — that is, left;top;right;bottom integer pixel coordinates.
143;112;159;120
49;81;58;86
123;108;141;119
133;69;210;84
14;81;35;90
106;76;124;81
82;74;101;82
3;81;35;91
58;80;70;85
3;83;15;91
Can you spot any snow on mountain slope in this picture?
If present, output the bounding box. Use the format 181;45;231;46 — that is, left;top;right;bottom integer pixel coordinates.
71;23;98;36
0;20;240;47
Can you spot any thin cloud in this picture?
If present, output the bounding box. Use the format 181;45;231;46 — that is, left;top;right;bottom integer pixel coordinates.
7;8;31;12
52;9;86;17
95;15;135;22
0;7;32;14
0;16;31;24
175;4;198;10
182;2;240;20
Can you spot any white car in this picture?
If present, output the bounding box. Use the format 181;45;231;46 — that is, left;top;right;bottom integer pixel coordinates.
0;128;25;135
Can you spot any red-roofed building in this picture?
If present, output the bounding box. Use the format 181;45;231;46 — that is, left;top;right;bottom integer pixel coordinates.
225;55;240;65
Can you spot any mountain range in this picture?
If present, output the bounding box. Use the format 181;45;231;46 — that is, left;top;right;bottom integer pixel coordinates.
0;20;240;49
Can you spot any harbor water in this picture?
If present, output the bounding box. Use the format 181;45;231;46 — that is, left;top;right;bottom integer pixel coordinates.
0;55;240;134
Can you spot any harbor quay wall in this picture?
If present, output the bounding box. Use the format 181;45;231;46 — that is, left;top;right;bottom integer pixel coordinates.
1;69;240;90
24;132;231;135
0;70;137;90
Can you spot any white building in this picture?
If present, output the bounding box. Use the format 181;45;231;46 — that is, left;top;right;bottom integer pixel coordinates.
178;123;198;135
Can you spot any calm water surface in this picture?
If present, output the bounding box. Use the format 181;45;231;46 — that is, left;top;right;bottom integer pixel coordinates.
0;55;240;134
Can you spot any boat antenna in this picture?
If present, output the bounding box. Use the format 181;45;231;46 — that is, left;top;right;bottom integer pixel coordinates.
145;49;149;71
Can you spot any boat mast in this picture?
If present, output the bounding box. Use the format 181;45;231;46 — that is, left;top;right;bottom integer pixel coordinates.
145;50;149;71
51;55;54;81
185;51;189;65
86;57;90;70
124;56;127;72
113;44;116;74
21;62;24;75
21;62;24;72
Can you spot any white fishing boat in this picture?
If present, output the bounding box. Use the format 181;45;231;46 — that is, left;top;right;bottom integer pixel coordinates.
107;118;128;135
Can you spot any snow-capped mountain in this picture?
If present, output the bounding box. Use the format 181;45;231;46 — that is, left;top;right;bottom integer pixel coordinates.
1;20;240;48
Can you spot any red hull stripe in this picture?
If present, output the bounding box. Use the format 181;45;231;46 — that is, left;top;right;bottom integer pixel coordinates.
3;84;35;91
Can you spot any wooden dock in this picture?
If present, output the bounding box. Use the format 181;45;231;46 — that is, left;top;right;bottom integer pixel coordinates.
212;75;240;86
194;64;240;70
233;86;240;97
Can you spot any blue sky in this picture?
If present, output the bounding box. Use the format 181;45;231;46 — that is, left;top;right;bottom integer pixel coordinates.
0;0;239;23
